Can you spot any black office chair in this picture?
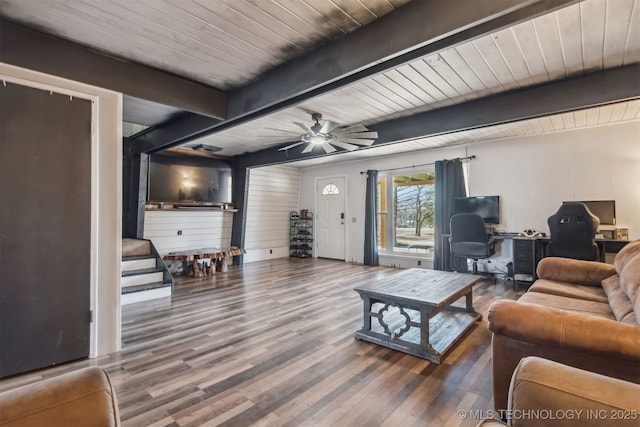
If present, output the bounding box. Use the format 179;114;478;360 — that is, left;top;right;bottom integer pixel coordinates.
449;213;495;278
547;202;599;261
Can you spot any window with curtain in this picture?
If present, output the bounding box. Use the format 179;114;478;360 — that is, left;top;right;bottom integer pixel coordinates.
377;170;436;257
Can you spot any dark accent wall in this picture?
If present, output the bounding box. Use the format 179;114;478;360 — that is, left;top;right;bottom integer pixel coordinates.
122;140;148;238
230;165;249;265
1;82;92;377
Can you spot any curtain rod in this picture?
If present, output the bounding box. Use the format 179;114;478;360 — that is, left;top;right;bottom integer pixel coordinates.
359;155;476;174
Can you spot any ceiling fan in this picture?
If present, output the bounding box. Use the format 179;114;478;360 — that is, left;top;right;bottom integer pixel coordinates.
278;113;378;154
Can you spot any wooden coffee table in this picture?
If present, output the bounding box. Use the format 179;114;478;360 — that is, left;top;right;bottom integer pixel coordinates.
354;268;483;363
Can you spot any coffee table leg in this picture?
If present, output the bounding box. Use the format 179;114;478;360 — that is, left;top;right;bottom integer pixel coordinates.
420;305;430;353
362;295;372;332
466;289;474;312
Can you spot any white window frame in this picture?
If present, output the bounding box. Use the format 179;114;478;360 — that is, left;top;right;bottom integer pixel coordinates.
378;167;436;259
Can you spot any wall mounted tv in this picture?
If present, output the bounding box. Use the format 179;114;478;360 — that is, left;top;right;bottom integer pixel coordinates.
452;196;500;224
147;155;232;204
563;200;615;225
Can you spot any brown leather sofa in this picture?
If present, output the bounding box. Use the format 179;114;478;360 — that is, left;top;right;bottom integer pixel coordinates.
0;367;119;427
477;356;640;427
487;239;640;412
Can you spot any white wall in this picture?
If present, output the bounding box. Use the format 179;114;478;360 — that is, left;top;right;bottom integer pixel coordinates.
244;165;301;263
466;122;640;237
144;209;234;273
1;62;122;356
144;210;233;254
299;121;640;265
300;146;466;265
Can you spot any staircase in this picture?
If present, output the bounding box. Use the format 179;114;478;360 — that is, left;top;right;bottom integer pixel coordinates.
122;238;173;305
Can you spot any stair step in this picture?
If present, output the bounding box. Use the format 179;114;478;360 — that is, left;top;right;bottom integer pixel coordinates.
121;284;171;305
123;254;156;261
121;281;171;294
122;270;165;287
122;257;157;272
122;238;151;257
122;267;164;277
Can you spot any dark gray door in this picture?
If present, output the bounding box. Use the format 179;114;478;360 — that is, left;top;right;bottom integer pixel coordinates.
0;82;92;377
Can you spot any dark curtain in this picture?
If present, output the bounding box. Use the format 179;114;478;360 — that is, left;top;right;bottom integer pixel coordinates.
363;170;379;266
433;159;467;271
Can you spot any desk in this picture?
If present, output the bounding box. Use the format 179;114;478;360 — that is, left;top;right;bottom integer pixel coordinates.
442;234;631;283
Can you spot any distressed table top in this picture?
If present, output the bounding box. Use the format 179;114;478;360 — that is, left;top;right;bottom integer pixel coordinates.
354;268;483;307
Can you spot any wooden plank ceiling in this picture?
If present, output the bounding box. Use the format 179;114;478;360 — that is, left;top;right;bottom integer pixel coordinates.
1;0;638;163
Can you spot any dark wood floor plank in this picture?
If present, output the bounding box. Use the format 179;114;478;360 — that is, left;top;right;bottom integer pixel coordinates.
0;258;521;426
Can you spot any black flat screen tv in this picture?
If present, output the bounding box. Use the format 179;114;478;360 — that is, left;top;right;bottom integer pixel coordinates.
452;196;500;224
147;155;232;204
563;200;615;225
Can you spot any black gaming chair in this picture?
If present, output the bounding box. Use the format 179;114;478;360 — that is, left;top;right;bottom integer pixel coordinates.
449;213;495;277
547;202;599;261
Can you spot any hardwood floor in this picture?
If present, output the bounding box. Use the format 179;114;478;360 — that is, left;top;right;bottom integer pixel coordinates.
0;258;522;426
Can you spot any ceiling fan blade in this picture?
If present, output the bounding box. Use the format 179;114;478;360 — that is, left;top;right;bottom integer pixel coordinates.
278;141;306;151
330;140;360;151
333;124;368;134
334;137;376;146
321;143;337;153
338;131;378;139
319;120;340;134
293;122;312;133
302;143;315;154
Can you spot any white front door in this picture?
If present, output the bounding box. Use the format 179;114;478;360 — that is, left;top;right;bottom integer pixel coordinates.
316;177;346;260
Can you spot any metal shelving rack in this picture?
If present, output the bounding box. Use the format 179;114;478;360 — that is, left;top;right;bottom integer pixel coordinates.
290;211;313;258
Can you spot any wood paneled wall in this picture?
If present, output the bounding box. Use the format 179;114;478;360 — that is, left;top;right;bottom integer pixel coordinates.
244;165;300;263
143;210;233;255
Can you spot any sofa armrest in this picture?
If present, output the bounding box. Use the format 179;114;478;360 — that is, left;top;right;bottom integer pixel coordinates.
0;367;119;427
508;356;640;427
536;257;615;286
487;300;640;359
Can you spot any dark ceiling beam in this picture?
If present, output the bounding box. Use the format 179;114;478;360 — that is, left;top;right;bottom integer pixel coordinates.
227;0;578;119
233;64;640;168
127;113;224;155
128;0;579;154
0;19;226;119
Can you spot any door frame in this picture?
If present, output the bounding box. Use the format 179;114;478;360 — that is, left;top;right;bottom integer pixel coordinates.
0;63;122;358
314;174;348;261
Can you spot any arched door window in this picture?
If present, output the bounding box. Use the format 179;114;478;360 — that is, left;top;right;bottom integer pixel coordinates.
321;184;340;195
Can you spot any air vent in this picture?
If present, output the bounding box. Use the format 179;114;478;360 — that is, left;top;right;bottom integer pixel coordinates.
192;144;222;153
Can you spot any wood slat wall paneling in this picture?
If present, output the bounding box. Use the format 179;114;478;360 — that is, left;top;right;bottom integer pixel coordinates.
244;165;301;263
143;210;233;255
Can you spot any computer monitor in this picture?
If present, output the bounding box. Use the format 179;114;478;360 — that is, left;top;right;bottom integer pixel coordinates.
563;200;616;225
452;196;500;224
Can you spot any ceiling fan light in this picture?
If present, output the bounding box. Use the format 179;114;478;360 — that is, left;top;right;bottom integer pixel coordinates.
309;134;326;145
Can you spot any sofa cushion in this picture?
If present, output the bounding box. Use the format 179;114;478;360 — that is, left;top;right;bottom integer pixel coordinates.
0;367;119;427
613;239;640;274
635;282;640;326
536;257;615;286
508;357;640;427
621;311;639;327
528;279;608;303
601;274;620;295
606;286;635;322
518;292;615;320
619;252;640;303
600;275;634;322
